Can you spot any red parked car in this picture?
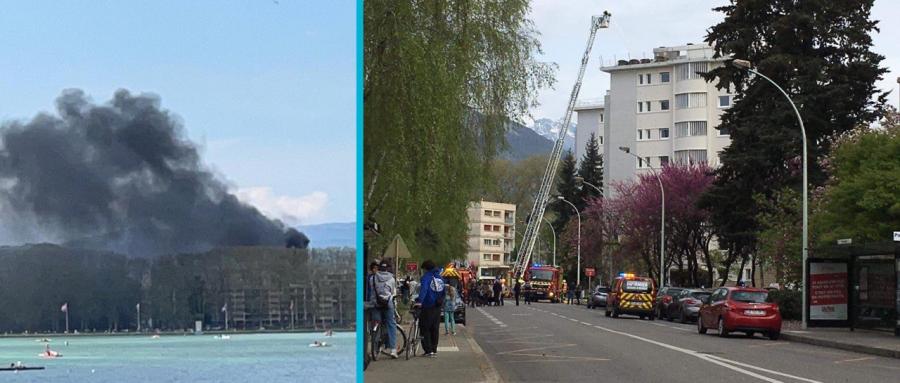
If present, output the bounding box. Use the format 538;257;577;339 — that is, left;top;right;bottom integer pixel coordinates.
697;287;781;340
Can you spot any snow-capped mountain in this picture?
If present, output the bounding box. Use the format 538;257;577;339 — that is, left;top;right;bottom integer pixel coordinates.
529;118;576;151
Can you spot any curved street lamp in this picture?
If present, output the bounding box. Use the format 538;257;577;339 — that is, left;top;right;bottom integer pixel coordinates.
554;195;582;291
732;58;809;329
542;218;557;267
619;146;666;288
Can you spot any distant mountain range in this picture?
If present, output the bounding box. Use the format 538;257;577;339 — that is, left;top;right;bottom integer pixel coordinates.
530;118;576;151
297;222;355;249
500;118;576;161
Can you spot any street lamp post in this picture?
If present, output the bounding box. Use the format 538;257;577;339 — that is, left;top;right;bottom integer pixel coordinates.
575;176;608;284
555;196;582;291
731;58;809;329
619;146;666;288
543;218;557;267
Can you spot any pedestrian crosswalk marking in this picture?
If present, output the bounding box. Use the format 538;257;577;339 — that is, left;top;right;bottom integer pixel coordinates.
436;346;459;352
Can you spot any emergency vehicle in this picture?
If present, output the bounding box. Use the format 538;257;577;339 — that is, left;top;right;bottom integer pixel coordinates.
605;273;657;320
524;263;562;303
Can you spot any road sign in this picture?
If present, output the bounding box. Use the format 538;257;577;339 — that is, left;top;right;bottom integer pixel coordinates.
406;262;418;272
585;267;596;277
837;238;852;245
894;231;900;242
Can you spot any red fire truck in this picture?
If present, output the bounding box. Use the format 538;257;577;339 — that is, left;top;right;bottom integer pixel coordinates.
524;264;562;303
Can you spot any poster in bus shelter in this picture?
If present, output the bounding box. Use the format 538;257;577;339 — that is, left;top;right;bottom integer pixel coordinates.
809;262;848;321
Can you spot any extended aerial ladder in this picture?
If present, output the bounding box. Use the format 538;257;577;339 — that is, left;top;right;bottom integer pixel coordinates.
511;11;611;281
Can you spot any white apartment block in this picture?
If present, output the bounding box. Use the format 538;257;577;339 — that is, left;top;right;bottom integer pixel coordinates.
573;100;605;162
576;43;733;198
466;200;516;280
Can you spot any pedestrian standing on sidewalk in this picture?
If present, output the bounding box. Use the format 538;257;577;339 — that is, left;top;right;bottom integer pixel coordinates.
443;285;457;335
567;282;575;305
415;260;445;357
371;262;399;358
513;279;521;306
492;278;502;307
468;282;477;308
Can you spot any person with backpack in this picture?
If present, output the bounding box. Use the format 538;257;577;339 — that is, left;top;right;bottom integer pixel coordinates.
523;280;532;305
370;262;398;359
414;260;444;357
513;279;521;306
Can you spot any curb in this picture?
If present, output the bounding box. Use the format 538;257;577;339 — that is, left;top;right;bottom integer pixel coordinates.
464;324;503;383
780;333;900;359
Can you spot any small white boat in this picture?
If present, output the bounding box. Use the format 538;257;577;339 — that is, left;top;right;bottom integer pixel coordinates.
214;335;231;340
308;341;330;348
34;338;51;343
150;335;161;339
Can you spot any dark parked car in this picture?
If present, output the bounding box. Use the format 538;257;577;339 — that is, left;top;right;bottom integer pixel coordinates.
667;289;712;323
654;287;685;320
587;286;609;309
698;287;782;340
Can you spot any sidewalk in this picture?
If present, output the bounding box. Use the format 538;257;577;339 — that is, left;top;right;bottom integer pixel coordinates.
780;322;900;359
364;318;500;383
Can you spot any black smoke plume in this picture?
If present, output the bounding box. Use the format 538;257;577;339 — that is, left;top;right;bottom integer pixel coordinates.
0;89;306;256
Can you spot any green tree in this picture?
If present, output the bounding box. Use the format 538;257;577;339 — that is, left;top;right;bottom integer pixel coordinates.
364;0;555;263
576;132;603;206
699;0;887;266
815;109;900;244
551;150;578;234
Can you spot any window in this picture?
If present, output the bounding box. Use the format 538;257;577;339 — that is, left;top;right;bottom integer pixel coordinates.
598;136;604;145
637;157;651;168
646;73;652;84
660;71;670;83
493;225;500;231
492;254;500;262
717;126;730;136
674;149;708;165
484;239;492;246
483;254;491;261
718;95;731;108
600;114;604;122
483;224;491;231
660;100;670;110
484;210;492;216
637;129;652;141
675;93;707;109
638;74;644;85
660;128;670;139
637;102;643;112
676;62;709;80
493;210;501;217
660;156;669;166
674;121;708;137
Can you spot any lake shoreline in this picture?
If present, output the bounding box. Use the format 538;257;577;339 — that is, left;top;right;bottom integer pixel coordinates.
0;328;355;339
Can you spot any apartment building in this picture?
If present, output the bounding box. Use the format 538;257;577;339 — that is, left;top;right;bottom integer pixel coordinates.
573;100;605;162
466;200;516;280
581;43;733;197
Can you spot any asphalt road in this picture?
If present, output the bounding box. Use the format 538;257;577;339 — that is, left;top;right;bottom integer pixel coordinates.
468;301;900;383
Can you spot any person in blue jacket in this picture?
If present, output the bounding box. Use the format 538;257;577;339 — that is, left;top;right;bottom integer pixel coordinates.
414;260;444;357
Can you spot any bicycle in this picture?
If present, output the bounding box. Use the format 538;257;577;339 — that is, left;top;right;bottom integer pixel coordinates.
369;303;407;361
405;305;421;360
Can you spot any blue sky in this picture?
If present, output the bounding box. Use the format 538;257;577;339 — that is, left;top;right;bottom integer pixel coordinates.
0;0;356;225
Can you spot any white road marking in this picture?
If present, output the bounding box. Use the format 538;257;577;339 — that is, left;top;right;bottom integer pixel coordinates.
834;356;876;364
586;322;823;383
436;346;459;352
477;307;508;328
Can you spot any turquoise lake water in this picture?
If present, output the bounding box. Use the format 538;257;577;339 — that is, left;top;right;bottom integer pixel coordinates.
0;332;355;382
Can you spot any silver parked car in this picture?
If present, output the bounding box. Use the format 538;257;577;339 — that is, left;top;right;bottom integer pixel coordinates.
587;286;609;309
